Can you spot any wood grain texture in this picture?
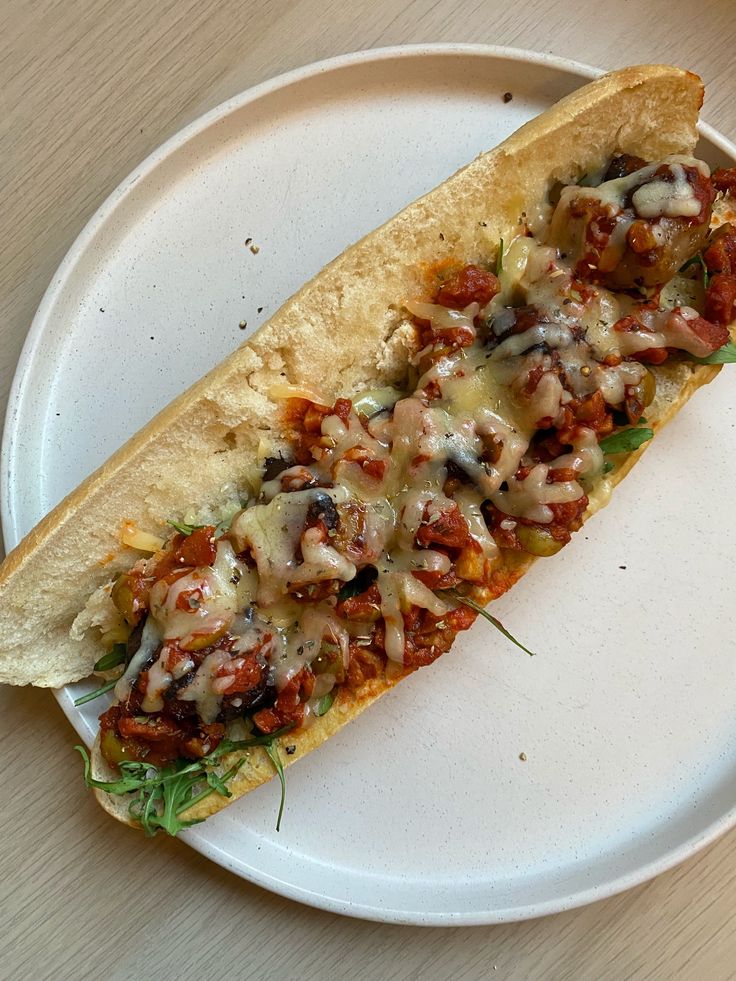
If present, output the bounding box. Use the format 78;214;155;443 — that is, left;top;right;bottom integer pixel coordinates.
1;2;735;978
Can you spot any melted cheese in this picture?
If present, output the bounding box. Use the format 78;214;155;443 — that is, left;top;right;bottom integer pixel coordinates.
268;604;350;689
141;654;173;713
632;163;702;218
230;487;353;604
377;570;449;662
113;617;162;702
148;540;247;647
177;647;235;724
492;464;584;525
454;486;499;560
404;299;479;335
549;427;604;478
105;153;718;704
558;155;707;220
547;156;708;280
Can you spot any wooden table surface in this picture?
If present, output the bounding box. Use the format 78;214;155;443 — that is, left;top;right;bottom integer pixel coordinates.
2;2;735;978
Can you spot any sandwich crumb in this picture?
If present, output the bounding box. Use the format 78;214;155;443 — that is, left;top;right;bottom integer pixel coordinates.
519;752;527;762
503;91;513;103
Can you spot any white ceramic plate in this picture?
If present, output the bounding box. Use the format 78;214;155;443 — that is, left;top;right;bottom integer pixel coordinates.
3;45;736;926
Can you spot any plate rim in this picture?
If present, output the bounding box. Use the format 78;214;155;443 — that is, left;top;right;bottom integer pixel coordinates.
3;43;736;926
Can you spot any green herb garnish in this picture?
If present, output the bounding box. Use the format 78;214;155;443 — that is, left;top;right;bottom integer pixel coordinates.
73;677;118;706
602;461;615;475
264;742;287;832
496;238;504;276
445;590;535;657
75;724;295;836
93;643;127;672
598;427;654;455
167;519;204;536
315;691;335;717
692;340;736;364
680;251;709;288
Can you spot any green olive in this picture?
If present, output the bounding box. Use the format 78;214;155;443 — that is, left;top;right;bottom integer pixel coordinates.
641;368;657;408
180;622;229;652
516;525;565;557
352;386;402;418
111;574;137;625
101;728;141;767
311;644;346;683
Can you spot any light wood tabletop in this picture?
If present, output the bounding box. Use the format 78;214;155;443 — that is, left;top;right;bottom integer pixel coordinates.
2;2;735;979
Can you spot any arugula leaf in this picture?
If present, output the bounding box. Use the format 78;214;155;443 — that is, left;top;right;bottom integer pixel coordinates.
445;590;535;657
692;340;736;364
265;742;287;832
144;764;207;836
84;753;223;837
496;238;504;276
75;723;296;835
602;461;615;475
598;427;653;455
73;677;118;707
680;251;709;287
183;760;245;814
76;746;154;794
315;691;335;717
210;724;296;757
167;519;204;536
205;768;234;798
93;644;127;672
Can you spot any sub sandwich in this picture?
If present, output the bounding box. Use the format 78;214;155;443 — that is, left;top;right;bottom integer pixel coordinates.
0;65;734;834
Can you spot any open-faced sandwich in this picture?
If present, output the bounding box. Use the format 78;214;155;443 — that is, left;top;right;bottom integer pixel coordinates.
0;65;734;835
